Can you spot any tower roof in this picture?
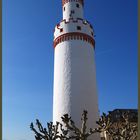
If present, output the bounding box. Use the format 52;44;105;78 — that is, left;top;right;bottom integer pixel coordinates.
62;0;84;7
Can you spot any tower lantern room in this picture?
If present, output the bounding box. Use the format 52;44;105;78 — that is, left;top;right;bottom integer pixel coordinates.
62;0;84;20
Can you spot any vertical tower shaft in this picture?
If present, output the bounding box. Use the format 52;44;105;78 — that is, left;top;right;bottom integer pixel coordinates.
62;0;84;20
53;1;100;139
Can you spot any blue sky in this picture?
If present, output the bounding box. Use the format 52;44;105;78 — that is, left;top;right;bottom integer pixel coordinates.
2;0;138;140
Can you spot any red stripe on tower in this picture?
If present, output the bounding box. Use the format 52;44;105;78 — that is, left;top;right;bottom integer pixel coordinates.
53;32;95;48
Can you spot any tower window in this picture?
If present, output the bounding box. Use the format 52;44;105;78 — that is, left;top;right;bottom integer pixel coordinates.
77;26;81;30
60;28;63;32
76;3;80;8
90;24;93;29
71;10;75;14
64;7;65;11
91;32;93;36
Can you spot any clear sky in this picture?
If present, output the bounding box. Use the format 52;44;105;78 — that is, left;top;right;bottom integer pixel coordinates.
2;0;138;140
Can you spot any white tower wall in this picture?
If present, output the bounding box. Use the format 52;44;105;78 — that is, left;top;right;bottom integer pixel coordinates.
53;1;100;139
53;40;99;124
62;2;84;20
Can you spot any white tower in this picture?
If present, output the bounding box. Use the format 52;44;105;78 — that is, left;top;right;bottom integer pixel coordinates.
53;0;99;139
